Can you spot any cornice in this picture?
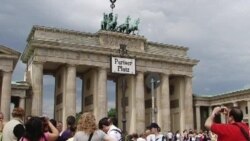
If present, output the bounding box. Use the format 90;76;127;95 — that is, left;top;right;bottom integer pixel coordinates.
27;25;97;43
25;39;198;66
147;41;188;51
0;45;21;56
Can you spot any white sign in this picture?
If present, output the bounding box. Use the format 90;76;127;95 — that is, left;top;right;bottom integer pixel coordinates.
111;57;136;74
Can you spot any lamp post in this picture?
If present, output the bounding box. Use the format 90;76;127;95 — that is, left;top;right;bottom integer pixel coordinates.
119;44;128;134
145;73;160;123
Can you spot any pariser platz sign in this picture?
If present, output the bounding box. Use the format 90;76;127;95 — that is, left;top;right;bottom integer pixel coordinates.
111;56;136;75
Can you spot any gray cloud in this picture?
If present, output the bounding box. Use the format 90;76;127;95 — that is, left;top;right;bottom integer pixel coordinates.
1;0;250;116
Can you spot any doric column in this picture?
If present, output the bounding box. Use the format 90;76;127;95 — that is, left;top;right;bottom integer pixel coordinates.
195;106;201;132
160;74;170;132
1;71;12;121
31;62;43;116
65;64;76;117
19;97;25;109
247;101;250;127
184;76;194;129
97;67;107;121
135;71;145;133
209;106;213;115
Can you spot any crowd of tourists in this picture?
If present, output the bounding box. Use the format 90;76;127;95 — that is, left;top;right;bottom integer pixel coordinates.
0;106;248;141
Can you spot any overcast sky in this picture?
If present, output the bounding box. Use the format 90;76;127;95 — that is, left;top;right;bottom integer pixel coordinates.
1;0;250;116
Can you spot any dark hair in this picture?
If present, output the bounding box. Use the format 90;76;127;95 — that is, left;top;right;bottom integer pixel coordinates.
23;117;46;141
229;107;243;122
66;115;76;132
50;119;57;127
98;117;110;129
108;117;118;126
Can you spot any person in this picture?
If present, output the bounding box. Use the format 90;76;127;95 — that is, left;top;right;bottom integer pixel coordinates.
59;116;76;141
166;131;173;141
73;112;115;141
146;123;165;141
0;112;5;140
205;106;249;141
137;132;147;141
173;130;180;141
2;107;25;141
20;116;59;141
99;117;122;141
56;121;63;136
108;117;118;127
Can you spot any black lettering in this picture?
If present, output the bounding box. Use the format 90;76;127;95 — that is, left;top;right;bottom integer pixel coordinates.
118;66;123;71
115;58;118;64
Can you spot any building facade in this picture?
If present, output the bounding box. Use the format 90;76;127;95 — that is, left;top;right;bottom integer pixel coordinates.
194;89;250;131
1;26;249;134
21;26;198;133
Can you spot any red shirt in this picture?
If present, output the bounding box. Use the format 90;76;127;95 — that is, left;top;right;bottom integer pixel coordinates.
211;122;249;141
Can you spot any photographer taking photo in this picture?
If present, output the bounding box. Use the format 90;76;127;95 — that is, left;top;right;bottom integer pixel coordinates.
205;106;249;141
20;116;59;141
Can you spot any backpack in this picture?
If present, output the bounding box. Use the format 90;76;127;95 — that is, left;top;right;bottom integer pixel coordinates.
110;129;124;141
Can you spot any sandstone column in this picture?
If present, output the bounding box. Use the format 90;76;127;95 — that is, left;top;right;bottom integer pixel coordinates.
97;67;107;121
160;74;170;133
179;78;185;133
1;71;12;121
31;62;43;116
135;72;145;133
19;97;25;110
184;76;194;129
65;64;76;117
195;106;201;132
209;106;213;115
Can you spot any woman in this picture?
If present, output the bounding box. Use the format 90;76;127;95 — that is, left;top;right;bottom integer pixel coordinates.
20;116;59;141
73;112;114;141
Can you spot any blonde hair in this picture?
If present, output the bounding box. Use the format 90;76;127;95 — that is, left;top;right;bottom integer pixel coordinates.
77;112;97;134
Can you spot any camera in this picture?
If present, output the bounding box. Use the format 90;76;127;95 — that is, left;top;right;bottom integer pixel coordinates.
220;108;225;112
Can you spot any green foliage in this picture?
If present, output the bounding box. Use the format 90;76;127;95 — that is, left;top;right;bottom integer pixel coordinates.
108;108;116;117
75;111;83;123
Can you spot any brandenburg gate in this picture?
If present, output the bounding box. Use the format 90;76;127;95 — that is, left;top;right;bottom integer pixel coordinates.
20;25;198;133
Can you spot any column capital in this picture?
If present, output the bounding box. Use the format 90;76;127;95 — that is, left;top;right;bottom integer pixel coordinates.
136;71;144;74
160;73;170;78
2;70;13;73
32;61;45;65
66;64;76;67
185;75;193;78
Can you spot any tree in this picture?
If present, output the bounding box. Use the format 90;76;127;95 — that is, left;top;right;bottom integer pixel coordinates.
108;108;116;117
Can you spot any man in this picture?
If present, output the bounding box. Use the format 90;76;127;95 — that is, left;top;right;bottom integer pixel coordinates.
99;117;122;141
56;121;63;136
146;123;165;141
2;107;25;141
205;106;249;141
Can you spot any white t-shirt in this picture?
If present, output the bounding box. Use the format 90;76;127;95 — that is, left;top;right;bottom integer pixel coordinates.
146;134;165;141
73;130;106;141
107;125;122;141
137;137;146;141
